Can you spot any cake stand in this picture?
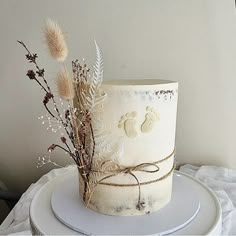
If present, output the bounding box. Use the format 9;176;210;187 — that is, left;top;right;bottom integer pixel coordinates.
29;171;222;235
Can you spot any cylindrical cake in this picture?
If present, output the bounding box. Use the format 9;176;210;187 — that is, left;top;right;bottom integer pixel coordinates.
78;79;178;216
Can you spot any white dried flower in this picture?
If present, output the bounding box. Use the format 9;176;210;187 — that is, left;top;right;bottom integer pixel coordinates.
44;19;68;62
57;69;75;100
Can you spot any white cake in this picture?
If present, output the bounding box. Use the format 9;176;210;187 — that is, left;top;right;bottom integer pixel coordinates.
78;79;178;216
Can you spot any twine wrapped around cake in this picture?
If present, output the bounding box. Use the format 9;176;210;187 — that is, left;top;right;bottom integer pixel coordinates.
83;149;175;210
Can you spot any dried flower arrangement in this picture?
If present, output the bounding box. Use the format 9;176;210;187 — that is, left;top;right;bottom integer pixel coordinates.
18;20;177;214
18;19;106;203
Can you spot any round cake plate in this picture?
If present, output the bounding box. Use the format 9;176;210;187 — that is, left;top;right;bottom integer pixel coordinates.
51;173;200;235
30;170;222;235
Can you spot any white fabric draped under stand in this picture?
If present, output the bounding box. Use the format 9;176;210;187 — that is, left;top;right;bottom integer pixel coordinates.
0;164;236;235
179;164;236;235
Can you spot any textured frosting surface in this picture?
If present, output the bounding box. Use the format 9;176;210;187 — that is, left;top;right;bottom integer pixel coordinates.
79;79;178;216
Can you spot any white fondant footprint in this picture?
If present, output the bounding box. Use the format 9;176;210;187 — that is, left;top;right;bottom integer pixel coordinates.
141;106;159;133
118;112;138;138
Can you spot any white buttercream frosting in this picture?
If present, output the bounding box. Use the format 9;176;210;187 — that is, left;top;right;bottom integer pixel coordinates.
79;79;178;216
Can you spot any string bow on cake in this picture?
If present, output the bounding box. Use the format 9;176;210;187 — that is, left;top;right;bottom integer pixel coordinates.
84;148;175;210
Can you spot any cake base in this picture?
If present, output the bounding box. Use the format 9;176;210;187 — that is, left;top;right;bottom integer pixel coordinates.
51;172;200;235
79;170;173;216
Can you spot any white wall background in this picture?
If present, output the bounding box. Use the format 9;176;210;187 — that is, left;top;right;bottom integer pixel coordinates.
0;0;235;192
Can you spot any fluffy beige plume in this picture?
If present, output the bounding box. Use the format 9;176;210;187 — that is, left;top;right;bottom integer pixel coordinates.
57;69;75;100
44;19;68;62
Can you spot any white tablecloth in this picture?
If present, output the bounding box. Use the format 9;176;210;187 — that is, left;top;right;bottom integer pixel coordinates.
0;164;236;235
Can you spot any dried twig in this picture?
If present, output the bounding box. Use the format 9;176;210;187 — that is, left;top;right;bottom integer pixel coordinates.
18;40;75;148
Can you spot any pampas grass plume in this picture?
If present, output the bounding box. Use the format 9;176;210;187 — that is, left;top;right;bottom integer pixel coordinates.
57;69;75;100
44;19;68;62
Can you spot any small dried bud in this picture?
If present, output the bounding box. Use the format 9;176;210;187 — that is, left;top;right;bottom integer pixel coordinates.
69;131;74;140
61;137;66;143
85;110;91;123
47;92;54;99
65;109;70;120
26;70;36;80
80;124;87;134
43;92;54;105
26;53;38;63
85;114;91;123
36;69;45;77
48;144;56;152
78;145;86;155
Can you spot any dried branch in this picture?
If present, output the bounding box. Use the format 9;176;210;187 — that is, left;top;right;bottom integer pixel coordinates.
18;40;76;148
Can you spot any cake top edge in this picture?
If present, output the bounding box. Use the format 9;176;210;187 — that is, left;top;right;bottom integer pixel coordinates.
102;79;178;87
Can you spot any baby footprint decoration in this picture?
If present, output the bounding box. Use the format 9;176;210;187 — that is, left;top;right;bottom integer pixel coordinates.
118;112;138;138
141;106;159;133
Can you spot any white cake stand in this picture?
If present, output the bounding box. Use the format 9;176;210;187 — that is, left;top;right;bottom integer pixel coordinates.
29;171;222;235
51;172;200;235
